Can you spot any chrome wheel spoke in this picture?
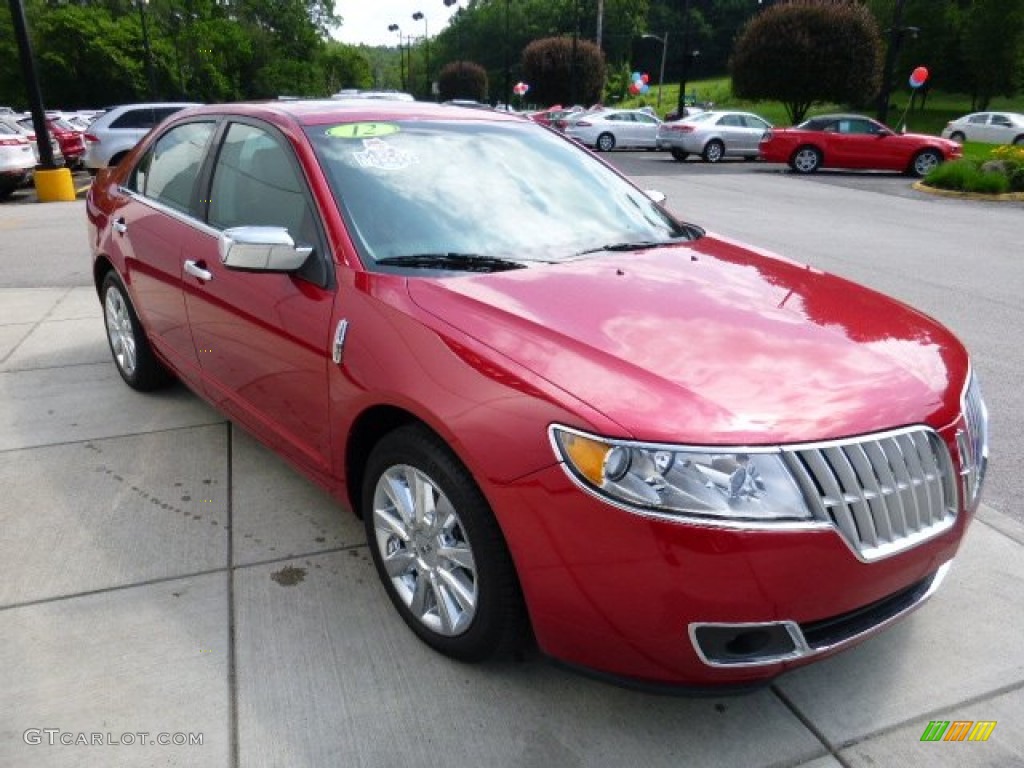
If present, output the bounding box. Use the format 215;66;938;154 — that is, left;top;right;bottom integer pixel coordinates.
438;542;474;571
437;567;476;615
382;546;416;578
430;573;458;635
409;573;430;618
373;506;410;543
382;469;417;527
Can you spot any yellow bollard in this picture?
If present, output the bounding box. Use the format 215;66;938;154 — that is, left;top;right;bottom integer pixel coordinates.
34;167;77;203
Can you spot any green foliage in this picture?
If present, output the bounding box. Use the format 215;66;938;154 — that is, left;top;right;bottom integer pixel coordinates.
438;61;489;102
521;36;606;106
0;0;367;108
923;153;1022;194
730;1;883;124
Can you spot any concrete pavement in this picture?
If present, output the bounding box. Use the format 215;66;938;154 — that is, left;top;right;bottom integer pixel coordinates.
1;193;1022;768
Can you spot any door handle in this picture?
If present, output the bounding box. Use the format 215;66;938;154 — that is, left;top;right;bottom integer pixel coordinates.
184;260;213;282
113;217;127;235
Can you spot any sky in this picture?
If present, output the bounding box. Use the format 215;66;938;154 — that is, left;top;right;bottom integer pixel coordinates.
333;2;460;48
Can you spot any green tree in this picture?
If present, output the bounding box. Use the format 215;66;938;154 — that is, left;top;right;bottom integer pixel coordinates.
730;1;883;124
316;42;372;95
962;0;1024;108
438;61;488;101
521;36;606;106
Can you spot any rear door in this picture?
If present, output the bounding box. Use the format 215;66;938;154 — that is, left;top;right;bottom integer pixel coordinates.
115;119;218;386
183;119;336;475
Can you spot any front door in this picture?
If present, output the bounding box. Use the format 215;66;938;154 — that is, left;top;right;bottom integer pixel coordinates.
183;120;337;476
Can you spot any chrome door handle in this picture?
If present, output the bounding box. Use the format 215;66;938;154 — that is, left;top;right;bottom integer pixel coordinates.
113;218;127;235
184;260;213;281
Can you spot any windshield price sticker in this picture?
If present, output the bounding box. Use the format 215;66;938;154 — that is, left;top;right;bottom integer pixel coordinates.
326;123;400;139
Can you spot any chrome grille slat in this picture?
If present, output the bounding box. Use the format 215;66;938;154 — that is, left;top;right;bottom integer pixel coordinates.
786;426;957;561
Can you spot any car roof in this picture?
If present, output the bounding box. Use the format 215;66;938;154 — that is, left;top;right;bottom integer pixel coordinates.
176;99;528;127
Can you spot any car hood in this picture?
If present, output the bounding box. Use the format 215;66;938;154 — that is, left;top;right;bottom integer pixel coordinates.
407;235;967;444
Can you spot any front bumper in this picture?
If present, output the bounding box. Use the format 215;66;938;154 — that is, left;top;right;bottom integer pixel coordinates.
488;464;967;687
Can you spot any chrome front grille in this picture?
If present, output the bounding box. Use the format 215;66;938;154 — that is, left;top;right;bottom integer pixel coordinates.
782;427;958;561
959;374;989;505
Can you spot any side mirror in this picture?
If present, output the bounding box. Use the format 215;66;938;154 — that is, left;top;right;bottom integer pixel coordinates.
644;189;667;205
219;226;312;272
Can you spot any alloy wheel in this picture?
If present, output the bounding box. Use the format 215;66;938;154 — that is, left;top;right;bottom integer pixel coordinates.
104;286;137;377
371;464;478;637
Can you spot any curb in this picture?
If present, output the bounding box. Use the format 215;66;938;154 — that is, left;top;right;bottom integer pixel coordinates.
912;181;1024;202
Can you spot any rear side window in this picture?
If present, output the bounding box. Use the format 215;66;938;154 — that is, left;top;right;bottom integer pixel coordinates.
110;108;156;130
132;121;215;214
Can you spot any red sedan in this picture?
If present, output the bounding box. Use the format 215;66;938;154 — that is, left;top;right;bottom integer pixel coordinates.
86;101;987;689
759;113;962;176
18;116;86;168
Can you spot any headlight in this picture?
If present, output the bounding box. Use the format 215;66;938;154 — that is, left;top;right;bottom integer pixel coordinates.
550;426;813;523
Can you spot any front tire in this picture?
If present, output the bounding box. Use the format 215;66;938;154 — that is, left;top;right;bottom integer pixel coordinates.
101;271;172;391
790;146;822;174
950;131;966;143
702;139;725;163
596;132;616;152
910;149;942;178
362;424;526;662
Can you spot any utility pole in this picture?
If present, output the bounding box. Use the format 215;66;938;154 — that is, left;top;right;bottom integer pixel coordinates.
596;0;604;49
675;0;691;115
877;0;907;126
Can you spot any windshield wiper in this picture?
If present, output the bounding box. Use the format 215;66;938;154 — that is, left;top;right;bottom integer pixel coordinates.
574;240;678;257
375;253;528;273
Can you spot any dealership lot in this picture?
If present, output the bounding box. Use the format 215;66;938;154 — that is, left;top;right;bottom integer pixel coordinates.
1;165;1023;767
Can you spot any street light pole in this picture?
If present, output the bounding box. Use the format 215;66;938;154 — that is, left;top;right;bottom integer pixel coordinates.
642;33;669;112
136;0;156;100
413;11;430;99
388;24;405;90
676;0;690;115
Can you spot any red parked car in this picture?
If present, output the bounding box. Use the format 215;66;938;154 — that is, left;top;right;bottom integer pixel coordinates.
18;116;86;168
759;113;962;176
86;101;988;689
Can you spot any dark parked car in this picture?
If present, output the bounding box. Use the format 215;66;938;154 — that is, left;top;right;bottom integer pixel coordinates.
87;100;988;689
759;114;961;176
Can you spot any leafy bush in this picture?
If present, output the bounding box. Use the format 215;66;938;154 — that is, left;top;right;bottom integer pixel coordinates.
924;159;1011;194
521;37;606;107
438;61;488;102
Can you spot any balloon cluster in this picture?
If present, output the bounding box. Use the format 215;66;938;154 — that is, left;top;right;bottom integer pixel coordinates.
908;66;929;89
628;72;650;96
513;81;530;96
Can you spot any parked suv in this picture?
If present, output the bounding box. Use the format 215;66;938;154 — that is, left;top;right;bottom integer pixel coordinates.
83;102;200;172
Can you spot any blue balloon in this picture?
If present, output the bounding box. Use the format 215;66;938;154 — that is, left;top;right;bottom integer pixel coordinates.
631;71;642;82
641;83;650;94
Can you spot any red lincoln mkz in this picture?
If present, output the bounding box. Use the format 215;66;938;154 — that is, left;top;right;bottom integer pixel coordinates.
86;100;988;690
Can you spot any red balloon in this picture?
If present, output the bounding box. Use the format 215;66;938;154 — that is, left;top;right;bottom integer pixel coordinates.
641;73;650;84
909;66;929;88
629;83;640;94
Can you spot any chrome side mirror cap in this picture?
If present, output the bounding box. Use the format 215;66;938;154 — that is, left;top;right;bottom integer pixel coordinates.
219;226;312;272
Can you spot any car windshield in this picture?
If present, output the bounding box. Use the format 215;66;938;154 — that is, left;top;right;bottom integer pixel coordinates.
305;119;696;269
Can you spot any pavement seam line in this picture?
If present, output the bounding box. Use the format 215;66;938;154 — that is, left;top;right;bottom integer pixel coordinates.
0;287;71;364
0;566;229;613
975;511;1024;547
829;677;1024;751
0;419;229;456
0;323;37;366
770;683;854;768
227;422;240;768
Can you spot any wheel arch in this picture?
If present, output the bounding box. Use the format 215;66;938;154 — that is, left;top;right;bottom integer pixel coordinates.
93;254;116;298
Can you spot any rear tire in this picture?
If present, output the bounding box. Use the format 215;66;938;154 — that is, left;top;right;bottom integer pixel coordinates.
670;148;688;162
702;139;725;163
790;146;822;174
362;424;527;662
101;271;172;391
1013;135;1024;146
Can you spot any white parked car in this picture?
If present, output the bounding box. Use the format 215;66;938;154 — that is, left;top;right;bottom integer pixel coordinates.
0;115;63;168
564;108;662;151
657;110;772;163
83;102;200;172
0;120;36;200
941;112;1024;145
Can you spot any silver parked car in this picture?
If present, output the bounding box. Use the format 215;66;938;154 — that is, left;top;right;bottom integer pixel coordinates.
941;112;1024;145
564;108;662;151
657;110;772;163
83;102;200;172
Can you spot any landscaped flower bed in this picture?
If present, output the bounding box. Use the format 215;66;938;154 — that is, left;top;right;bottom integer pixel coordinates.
924;145;1024;195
